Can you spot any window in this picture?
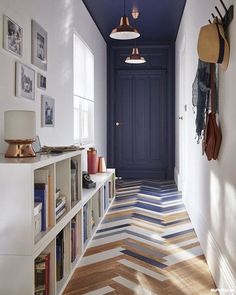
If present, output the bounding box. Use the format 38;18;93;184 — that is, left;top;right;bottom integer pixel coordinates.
73;33;94;145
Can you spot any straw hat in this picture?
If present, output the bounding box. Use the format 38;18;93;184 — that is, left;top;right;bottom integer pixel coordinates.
197;22;229;71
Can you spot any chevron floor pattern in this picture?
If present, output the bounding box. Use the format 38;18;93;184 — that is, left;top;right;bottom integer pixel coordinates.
64;180;217;295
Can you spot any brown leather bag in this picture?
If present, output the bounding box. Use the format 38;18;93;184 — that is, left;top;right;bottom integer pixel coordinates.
203;112;222;160
202;63;222;161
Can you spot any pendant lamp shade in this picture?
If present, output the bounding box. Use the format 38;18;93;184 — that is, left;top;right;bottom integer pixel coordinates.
125;48;146;64
110;16;140;40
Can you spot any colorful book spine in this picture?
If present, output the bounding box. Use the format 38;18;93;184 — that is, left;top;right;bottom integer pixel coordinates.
34;253;50;295
56;230;64;281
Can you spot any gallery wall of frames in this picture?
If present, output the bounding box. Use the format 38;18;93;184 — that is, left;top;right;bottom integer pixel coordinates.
3;15;54;128
0;1;107;160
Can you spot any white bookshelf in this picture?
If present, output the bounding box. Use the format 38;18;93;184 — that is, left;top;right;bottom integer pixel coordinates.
0;152;115;295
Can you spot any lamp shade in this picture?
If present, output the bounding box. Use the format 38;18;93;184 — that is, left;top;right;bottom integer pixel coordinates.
110;16;140;40
125;48;146;64
4;110;36;140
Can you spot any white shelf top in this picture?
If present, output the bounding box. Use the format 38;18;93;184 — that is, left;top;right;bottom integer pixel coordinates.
82;169;115;205
0;150;83;169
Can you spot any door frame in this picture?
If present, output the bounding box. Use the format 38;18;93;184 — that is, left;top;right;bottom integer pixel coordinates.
107;43;175;179
175;34;187;191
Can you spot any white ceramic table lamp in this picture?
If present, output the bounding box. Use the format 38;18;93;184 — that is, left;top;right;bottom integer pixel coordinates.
4;110;36;158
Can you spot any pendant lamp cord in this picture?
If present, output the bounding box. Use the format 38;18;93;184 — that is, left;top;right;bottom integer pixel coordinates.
134;18;137;47
124;0;126;16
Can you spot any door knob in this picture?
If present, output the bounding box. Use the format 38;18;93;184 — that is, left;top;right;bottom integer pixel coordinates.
178;116;183;120
116;122;120;126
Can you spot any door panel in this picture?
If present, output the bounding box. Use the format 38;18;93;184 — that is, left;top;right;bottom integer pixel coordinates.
115;70;168;178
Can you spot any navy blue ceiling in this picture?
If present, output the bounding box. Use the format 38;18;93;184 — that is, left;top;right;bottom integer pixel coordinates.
82;0;186;44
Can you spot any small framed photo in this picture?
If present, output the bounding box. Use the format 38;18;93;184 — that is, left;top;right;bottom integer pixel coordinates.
15;61;35;100
3;15;23;57
32;135;42;153
31;20;47;71
37;73;46;90
41;95;55;127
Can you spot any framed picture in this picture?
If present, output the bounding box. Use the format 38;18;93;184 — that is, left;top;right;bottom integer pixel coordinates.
15;61;35;100
31;20;47;71
32;135;42;153
3;15;23;57
41;95;55;127
37;73;46;90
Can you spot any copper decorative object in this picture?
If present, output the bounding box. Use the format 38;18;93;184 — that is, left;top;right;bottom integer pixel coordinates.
98;157;107;173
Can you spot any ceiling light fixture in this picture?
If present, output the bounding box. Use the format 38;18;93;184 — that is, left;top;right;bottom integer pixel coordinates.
125;47;146;64
125;9;146;64
110;0;140;40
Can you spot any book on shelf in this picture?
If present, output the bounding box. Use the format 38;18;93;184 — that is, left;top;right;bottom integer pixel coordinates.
34;168;53;230
83;203;88;243
71;218;77;262
56;230;64;281
98;192;102;218
34;253;50;295
71;159;79;203
34;183;48;231
109;181;112;202
104;183;109;210
34;202;42;237
91;210;95;229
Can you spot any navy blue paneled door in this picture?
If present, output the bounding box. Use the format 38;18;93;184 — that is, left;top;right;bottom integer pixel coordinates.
115;70;168;178
108;45;174;179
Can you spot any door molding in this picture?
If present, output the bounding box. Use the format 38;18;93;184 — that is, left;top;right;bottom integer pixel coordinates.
107;43;175;179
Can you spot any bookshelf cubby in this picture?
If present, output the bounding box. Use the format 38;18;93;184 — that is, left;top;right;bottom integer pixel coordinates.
0;151;115;295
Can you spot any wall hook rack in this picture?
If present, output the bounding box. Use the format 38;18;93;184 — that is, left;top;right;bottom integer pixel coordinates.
208;0;234;29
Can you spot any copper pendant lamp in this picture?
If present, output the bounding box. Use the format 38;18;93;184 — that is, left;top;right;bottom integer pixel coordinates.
125;9;146;64
110;0;140;40
125;47;146;64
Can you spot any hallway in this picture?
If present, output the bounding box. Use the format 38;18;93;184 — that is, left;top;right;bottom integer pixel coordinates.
64;180;217;295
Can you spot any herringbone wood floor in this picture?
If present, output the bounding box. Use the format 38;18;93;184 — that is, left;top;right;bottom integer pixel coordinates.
63;180;217;295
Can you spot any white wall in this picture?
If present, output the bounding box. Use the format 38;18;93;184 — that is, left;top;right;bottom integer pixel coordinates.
0;0;107;162
176;0;236;292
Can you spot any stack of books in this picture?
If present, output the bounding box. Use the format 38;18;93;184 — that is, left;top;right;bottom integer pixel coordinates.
34;253;50;295
56;231;64;281
55;191;66;221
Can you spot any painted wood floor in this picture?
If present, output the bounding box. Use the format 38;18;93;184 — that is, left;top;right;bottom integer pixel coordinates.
64;180;217;295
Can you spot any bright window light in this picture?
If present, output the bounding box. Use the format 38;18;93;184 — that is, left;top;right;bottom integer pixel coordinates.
73;33;94;145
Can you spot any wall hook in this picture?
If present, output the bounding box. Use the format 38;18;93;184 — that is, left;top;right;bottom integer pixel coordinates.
209;0;234;30
215;6;224;22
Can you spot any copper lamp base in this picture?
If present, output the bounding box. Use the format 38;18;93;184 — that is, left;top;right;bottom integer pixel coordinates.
5;140;36;158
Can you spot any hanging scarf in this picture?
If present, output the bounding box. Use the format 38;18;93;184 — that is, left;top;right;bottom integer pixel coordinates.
192;60;218;142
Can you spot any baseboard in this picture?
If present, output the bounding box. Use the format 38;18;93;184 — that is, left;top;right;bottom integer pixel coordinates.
185;201;236;294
